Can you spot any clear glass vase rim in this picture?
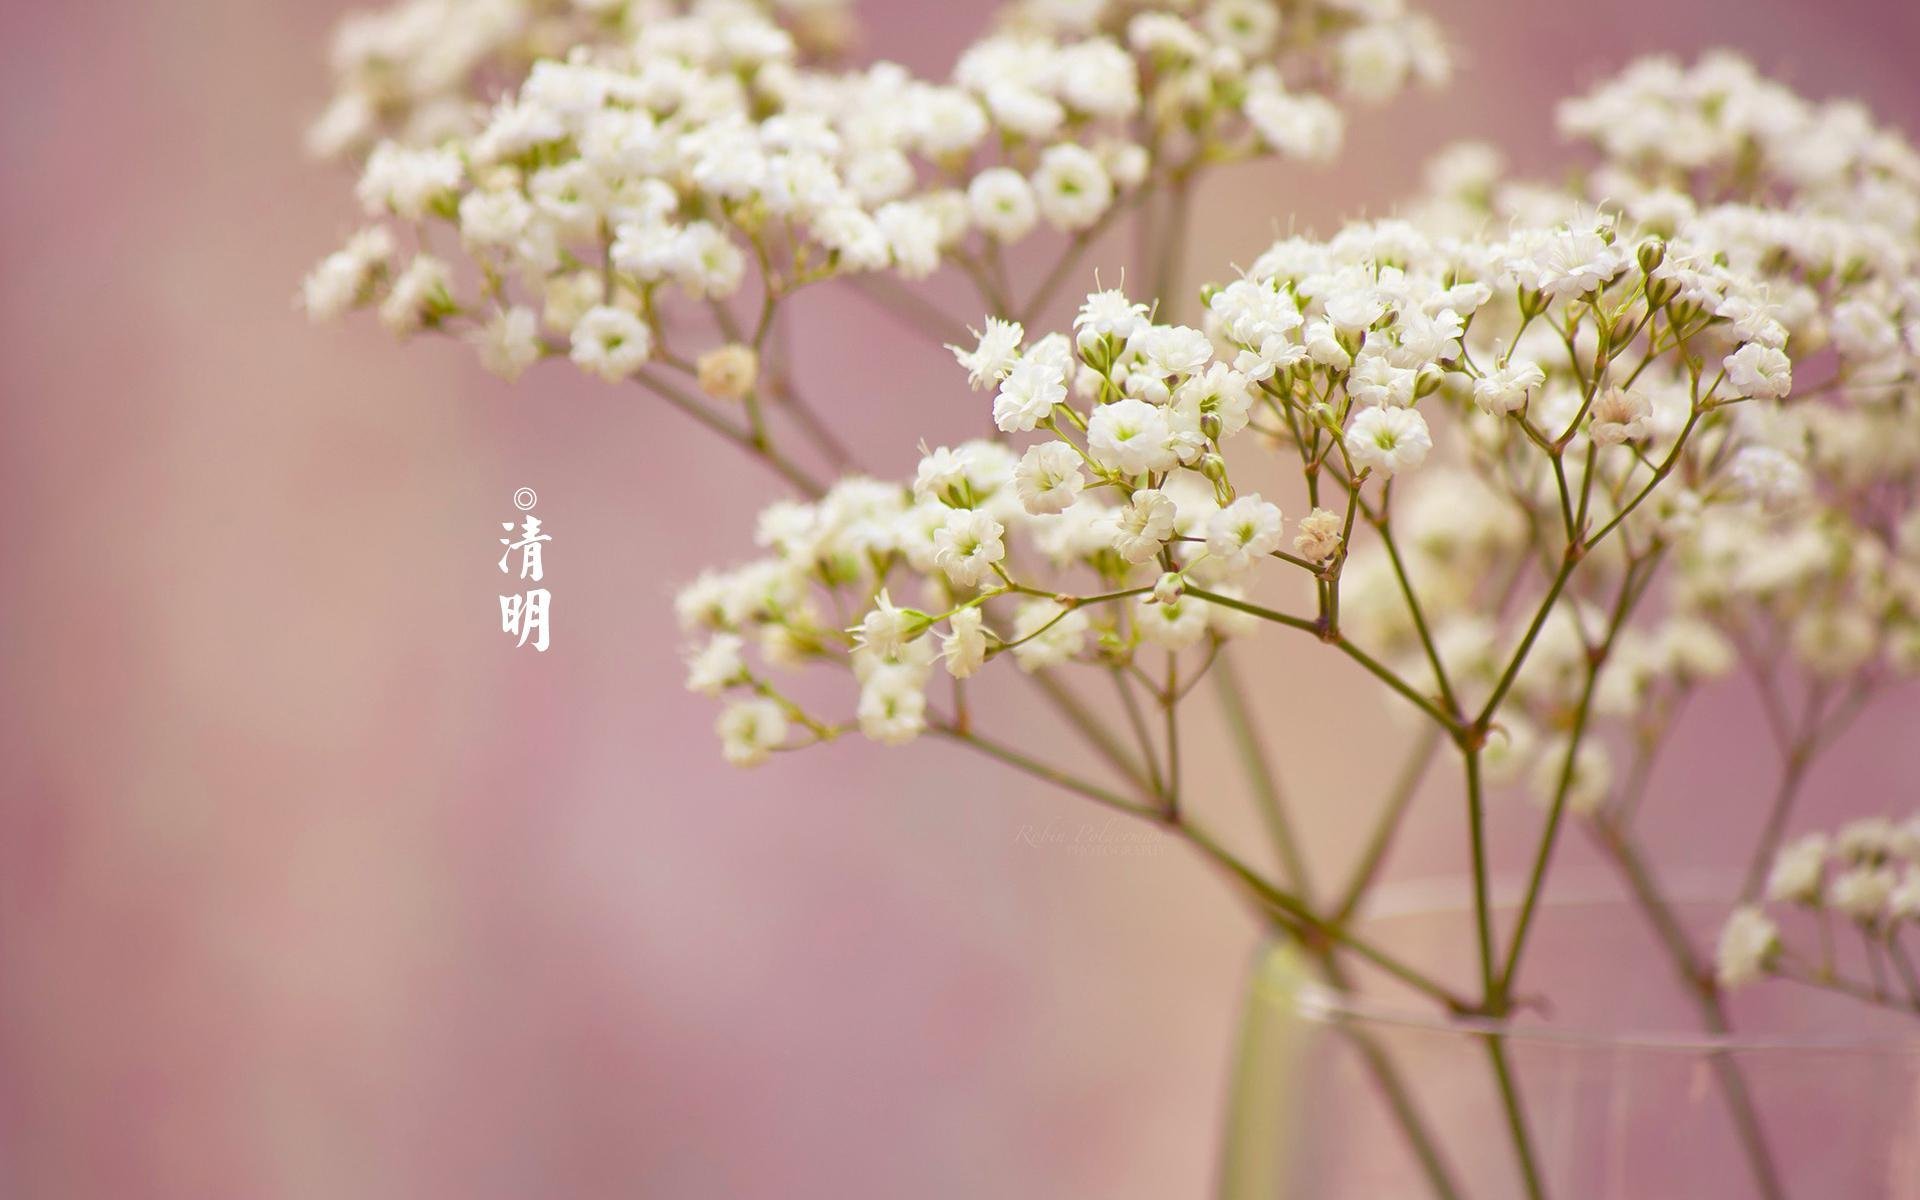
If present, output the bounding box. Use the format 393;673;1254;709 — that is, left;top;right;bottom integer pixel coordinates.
1290;870;1920;1056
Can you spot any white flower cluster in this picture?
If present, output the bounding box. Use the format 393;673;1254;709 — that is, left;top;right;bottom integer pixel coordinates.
1000;0;1450;157
307;0;855;161
304;0;1448;389
1717;815;1920;990
1415;55;1920;692
680;213;1796;766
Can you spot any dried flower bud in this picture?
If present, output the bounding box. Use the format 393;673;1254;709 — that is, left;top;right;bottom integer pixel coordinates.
698;344;759;403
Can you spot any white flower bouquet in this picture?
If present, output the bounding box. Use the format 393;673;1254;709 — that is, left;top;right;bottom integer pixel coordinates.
306;3;1920;1194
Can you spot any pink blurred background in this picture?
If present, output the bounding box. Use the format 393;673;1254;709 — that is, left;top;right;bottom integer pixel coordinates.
4;2;1919;1196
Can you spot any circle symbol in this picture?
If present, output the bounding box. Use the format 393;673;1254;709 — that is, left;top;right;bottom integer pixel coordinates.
513;488;539;512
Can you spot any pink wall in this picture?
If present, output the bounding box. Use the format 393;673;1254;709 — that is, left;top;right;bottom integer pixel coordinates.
2;2;1917;1196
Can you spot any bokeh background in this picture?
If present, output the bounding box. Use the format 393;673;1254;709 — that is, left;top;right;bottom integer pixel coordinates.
4;1;1919;1196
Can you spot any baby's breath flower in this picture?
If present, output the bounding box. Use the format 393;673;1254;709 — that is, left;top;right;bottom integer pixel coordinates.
1011;599;1089;671
1205;495;1284;572
953;318;1027;391
1346;406;1433;477
1015;442;1087;515
1293;508;1344;564
698;344;760;403
1114;489;1179;564
569;306;653;382
1589;387;1653;446
1715;906;1781;989
932;509;1008;587
718;698;789;768
687;634;749;698
940;607;989;679
858;664;928;746
1766;834;1831;905
472;306;542;382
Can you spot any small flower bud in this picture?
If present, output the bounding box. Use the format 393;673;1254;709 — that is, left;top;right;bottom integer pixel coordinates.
1199;452;1234;503
1414;364;1447;398
1636;238;1667;276
698;343;759;402
1153;572;1185;605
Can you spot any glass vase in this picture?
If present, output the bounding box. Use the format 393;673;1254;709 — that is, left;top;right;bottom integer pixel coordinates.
1219;876;1920;1200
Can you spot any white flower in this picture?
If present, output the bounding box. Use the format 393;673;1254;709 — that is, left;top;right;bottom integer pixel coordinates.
1011;599;1089;671
1337;25;1411;103
994;357;1069;432
1589;387;1653;445
1837;817;1899;863
876;201;944;279
854;590;923;656
1715;906;1780;988
1293;508;1344;564
1128;14;1207;59
1346;353;1416;408
932;508;1007;587
1723;343;1793;400
952;318;1025;390
302;227;393;321
1728;445;1808;508
1015;442;1086;515
968;167;1039;242
378;254;452;335
1135;325;1216;379
1304;319;1351;369
1206;495;1284;571
357;143;462;219
569;306;653;381
1075;289;1151;350
1765;833;1829;905
1889;868;1920;922
813;205;891;271
687;634;747;696
1473;359;1544;415
1172;363;1255;439
913;445;981;506
1032;143;1113;232
1204;0;1281;56
1324;288;1387;334
858;665;928;746
670;221;748;298
1831;865;1898;922
1087;398;1177;474
941;607;988;679
717;698;788;767
1114;489;1178;563
472;306;542;382
1244;90;1343;162
1513;225;1628;299
1346;406;1433;476
544;272;604;335
1134;594;1209;649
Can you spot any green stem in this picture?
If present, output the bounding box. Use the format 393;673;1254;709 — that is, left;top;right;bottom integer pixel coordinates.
1464;748;1499;1004
1186;589;1461;735
1484;1035;1549;1200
